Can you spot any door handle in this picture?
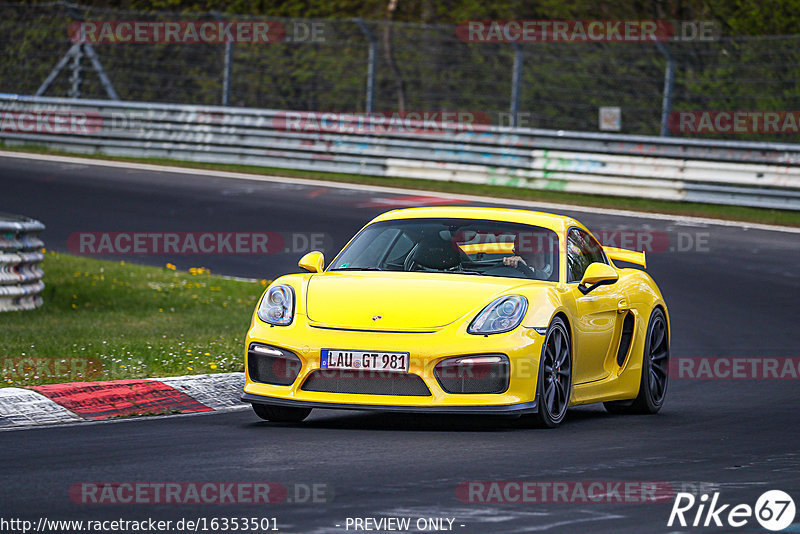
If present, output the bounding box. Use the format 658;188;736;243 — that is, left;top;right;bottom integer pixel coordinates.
617;299;628;313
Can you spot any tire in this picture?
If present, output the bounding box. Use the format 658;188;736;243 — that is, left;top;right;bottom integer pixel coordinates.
604;307;669;415
528;316;572;428
252;403;312;423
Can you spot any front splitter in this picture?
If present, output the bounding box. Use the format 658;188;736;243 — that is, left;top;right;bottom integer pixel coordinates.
241;392;538;415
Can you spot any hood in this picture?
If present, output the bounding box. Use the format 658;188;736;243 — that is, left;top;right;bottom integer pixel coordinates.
305;272;525;331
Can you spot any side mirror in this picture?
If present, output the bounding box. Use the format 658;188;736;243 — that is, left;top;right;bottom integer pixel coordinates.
578;262;618;294
298;251;325;273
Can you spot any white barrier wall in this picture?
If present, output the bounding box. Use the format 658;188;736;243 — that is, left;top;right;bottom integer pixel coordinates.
1;95;799;210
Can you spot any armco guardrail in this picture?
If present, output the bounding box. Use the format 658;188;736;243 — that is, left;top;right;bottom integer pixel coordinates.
1;94;800;210
0;213;45;312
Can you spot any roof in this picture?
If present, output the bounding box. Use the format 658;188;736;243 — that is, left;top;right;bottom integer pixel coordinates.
369;206;584;232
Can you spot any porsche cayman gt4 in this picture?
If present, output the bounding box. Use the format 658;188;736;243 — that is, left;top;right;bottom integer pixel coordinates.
242;207;670;427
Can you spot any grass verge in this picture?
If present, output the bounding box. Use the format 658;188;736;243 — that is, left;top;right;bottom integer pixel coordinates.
2;144;799;227
1;252;265;387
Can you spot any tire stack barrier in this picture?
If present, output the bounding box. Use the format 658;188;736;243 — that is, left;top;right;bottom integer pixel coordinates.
0;213;45;312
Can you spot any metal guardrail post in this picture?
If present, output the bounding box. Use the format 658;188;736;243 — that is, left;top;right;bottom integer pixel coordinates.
84;44;120;101
67;2;83;99
355;19;378;113
222;42;234;106
509;44;523;128
68;44;84;99
657;42;675;137
0;214;46;313
213;11;234;107
35;45;77;97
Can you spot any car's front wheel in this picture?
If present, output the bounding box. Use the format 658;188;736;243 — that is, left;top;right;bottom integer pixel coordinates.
604;307;669;415
252;404;312;423
529;316;572;428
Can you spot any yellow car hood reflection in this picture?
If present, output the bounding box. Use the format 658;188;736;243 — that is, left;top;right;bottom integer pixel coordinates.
305;271;530;330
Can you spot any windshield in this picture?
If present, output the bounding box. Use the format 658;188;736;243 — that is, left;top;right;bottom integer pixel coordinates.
329;218;559;281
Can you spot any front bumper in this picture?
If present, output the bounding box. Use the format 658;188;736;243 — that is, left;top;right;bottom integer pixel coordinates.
243;315;544;411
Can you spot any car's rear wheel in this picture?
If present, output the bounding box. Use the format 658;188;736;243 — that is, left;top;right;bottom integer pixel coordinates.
604;307;669;415
252;404;312;423
529;316;572;428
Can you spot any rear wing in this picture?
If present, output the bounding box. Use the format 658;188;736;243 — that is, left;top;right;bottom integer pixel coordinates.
459;242;647;268
459;242;514;255
604;247;647;269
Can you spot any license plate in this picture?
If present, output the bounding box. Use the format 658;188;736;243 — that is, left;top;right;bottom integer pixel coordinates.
320;349;410;373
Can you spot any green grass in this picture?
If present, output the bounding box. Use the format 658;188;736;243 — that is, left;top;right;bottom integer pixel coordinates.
3;144;799;227
0;252;267;387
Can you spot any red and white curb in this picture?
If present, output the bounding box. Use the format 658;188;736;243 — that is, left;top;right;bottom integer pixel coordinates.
0;372;245;428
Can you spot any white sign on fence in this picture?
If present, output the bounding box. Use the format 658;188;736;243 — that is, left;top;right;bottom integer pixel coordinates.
599;106;621;131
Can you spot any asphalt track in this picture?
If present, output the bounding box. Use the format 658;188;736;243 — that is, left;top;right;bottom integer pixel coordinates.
1;153;799;533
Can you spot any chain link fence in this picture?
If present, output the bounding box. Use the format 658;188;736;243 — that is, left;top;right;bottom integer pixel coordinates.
1;1;800;140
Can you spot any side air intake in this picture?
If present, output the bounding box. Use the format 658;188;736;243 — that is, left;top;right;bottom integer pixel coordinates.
616;312;635;366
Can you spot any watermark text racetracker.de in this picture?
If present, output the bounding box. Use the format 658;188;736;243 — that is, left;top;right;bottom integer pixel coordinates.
670;357;800;379
69;481;329;505
456;20;718;42
457;480;675;503
68;20;327;44
668;110;800;134
2;357;102;383
454;228;710;255
67;232;330;255
0;110;102;134
271;110;491;135
590;229;709;254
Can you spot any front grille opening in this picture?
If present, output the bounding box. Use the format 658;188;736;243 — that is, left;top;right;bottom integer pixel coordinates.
248;344;302;386
616;312;636;366
434;354;510;394
301;370;431;396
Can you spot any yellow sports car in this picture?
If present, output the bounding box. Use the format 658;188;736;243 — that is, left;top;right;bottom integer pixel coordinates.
242;207;670;428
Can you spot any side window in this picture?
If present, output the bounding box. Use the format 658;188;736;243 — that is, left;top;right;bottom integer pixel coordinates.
567;228;607;282
334;228;398;269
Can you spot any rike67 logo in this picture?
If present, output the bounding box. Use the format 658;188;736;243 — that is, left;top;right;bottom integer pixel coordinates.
668;490;796;531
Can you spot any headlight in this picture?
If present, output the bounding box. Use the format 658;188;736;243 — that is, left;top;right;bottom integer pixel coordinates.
467;295;527;335
257;285;294;326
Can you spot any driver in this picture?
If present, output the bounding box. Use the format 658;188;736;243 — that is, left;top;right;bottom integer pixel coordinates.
502;233;553;279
